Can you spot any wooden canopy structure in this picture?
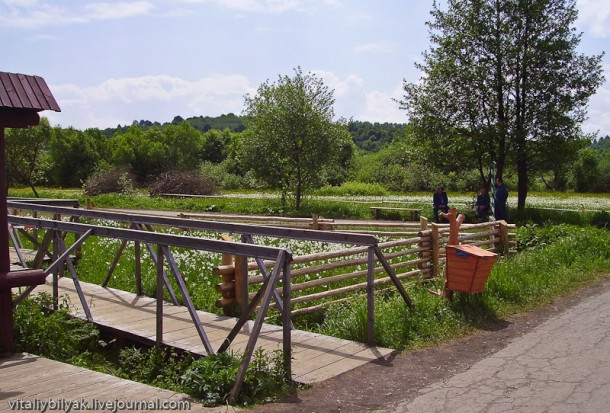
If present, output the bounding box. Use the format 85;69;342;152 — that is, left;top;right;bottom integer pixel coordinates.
0;71;60;353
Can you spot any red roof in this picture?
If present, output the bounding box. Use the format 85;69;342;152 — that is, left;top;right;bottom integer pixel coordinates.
0;71;60;112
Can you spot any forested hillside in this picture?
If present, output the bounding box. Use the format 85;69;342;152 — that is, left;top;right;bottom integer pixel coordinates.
101;114;406;152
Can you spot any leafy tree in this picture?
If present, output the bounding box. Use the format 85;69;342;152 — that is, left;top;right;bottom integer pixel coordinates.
241;67;353;210
49;127;108;187
572;148;599;192
161;122;204;170
109;126;166;182
5;117;53;196
201;129;231;164
401;0;605;209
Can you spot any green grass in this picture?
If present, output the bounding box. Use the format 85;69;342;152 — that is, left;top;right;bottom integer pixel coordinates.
316;224;610;350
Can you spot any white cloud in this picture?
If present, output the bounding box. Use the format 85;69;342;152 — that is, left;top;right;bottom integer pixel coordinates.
0;0;154;28
582;82;610;137
45;74;252;129
354;41;395;54
178;0;341;13
577;0;610;37
84;1;154;20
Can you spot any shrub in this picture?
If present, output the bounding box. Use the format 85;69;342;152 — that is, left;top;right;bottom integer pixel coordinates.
13;293;102;361
83;165;136;196
181;348;293;406
148;170;216;196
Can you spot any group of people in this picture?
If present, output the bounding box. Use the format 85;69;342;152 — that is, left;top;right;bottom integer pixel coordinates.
432;178;508;223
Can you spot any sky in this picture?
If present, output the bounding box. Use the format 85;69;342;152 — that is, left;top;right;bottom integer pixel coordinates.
1;0;609;138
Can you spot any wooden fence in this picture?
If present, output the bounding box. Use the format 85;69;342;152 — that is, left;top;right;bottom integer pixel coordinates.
215;217;516;316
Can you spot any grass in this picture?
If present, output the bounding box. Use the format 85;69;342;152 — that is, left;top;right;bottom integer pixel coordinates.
317;224;610;350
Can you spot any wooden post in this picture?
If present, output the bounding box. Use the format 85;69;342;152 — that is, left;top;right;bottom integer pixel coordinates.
282;259;292;381
431;223;440;278
135;241;142;296
420;216;428;231
235;255;248;316
156;244;164;345
366;246;375;346
312;214;319;230
499;220;509;254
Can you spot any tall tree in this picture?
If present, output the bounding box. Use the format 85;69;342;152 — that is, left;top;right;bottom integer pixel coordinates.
5;117;53;197
241;67;353;210
401;0;604;209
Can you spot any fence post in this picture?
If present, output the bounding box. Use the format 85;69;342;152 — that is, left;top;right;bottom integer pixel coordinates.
366;246;375;346
282;259;292;380
156;244;164;344
235;254;248;316
431;223;440;278
420;216;428;231
499;220;509;254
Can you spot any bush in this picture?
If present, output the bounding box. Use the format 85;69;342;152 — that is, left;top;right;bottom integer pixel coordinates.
148;170;216;196
13;293;102;361
83;165;136;196
181;349;292;406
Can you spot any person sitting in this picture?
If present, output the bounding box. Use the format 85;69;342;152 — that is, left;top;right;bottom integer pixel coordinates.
433;186;449;223
475;186;490;221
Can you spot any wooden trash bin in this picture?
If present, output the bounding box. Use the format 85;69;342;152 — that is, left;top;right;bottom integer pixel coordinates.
445;245;497;293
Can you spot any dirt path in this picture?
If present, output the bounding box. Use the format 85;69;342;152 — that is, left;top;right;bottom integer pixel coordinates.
252;274;610;412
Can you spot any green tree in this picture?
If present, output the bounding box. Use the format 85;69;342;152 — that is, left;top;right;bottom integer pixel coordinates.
5;117;53;196
109;126;166;182
401;0;605;209
573;147;600;192
241;67;353;210
201;129;231;164
161;122;204;170
49;127;107;187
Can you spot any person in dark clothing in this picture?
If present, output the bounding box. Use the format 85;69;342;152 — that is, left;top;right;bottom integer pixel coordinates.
494;177;508;221
475;186;490;221
433;186;449;223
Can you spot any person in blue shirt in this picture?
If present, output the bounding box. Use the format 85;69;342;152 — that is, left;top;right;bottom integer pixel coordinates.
494;178;508;221
433;186;449;223
475;186;491;221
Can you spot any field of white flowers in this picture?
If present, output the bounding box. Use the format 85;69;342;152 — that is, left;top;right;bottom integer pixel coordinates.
220;192;610;211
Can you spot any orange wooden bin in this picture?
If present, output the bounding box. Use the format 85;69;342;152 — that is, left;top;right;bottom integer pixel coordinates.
445;245;498;293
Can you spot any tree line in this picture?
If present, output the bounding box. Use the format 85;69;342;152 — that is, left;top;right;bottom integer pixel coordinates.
6;0;608;209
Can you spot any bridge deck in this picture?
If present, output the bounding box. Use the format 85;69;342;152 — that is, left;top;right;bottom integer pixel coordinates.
30;278;393;384
0;353;224;412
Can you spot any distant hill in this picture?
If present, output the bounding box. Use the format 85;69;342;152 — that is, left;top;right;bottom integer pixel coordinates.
591;135;609;152
100;114;407;152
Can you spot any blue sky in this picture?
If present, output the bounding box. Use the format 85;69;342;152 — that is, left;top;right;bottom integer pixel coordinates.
1;0;608;137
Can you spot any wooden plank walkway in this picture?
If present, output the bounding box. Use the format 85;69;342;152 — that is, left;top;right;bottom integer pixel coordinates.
0;353;235;413
31;278;394;384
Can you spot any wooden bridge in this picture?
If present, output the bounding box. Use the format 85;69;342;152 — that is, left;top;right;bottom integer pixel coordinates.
30;276;393;384
7;200;412;400
6;200;515;402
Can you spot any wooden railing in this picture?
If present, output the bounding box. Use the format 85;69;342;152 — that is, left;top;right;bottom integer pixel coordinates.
8;202;294;401
7;201;415;343
216;217;516;317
